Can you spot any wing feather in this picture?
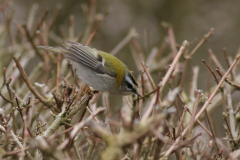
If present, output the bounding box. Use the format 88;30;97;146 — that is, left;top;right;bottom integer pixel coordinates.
38;42;116;77
59;47;94;68
64;44;99;68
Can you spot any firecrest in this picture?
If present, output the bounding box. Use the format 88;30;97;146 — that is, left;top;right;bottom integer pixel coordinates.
38;41;141;96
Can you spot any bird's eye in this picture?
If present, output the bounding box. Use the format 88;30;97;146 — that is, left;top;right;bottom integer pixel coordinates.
126;81;133;90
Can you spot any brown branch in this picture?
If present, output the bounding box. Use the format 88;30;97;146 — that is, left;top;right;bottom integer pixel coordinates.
110;28;138;56
187;28;214;58
208;49;225;72
159;40;188;95
179;58;189;90
68;15;74;40
13;57;51;107
202;59;220;85
141;70;145;98
176;106;187;136
167;25;180;78
223;112;234;142
10;130;34;160
56;53;61;93
186;108;213;137
22;24;44;61
188;90;202;137
164;54;240;157
31;9;49;38
216;68;240;89
1;67;6;89
141;61;156;89
223;48;234;80
204;110;220;151
70;107;105;139
0;90;12;103
133;87;158;102
49;5;62;31
85;31;96;46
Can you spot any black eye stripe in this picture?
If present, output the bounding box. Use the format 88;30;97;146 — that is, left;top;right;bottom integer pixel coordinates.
126;81;133;89
128;73;138;86
126;82;137;92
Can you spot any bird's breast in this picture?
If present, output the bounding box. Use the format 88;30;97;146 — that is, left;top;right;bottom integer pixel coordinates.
72;62;119;93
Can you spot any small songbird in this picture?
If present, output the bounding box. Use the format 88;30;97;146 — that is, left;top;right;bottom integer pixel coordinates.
38;41;141;96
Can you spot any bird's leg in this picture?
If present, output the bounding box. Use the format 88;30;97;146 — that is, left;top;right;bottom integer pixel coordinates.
83;85;94;96
92;90;99;94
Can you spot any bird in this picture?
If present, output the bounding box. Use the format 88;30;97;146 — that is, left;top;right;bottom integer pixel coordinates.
38;41;141;97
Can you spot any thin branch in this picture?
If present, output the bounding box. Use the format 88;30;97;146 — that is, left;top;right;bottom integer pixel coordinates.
0;90;12;103
188;89;203;137
187;28;214;58
164;54;240;157
110;28;138;56
186;108;212;137
22;24;44;61
223;48;234;80
204;110;220;151
70;107;105;139
13;57;51;107
49;5;62;31
202;59;220;85
133;87;158;102
208;49;225;72
141;61;156;89
10;130;34;160
159;40;188;95
31;9;49;38
216;68;240;89
56;53;61;93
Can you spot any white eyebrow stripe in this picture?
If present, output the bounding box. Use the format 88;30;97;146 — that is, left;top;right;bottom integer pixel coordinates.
102;59;105;66
126;75;135;88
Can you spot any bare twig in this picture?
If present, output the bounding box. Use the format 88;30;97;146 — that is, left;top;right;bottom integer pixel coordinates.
70;107;105;139
176;106;187;136
216;68;240;89
159;40;188;95
22;24;44;61
223;48;234;80
10;130;34;160
0;90;12;103
49;5;62;31
208;49;225;72
186;108;212;137
202;59;220;85
32;9;49;38
56;53;61;93
13;57;51;107
141;61;156;89
110;28;138;56
204;110;220;150
164;54;240;157
188;89;203;137
187;28;214;58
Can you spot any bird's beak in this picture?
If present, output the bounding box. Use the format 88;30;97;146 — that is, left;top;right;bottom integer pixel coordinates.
134;90;142;97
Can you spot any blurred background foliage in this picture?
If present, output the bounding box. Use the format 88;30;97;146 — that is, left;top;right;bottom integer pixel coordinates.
5;0;240;127
1;0;240;159
6;0;240;89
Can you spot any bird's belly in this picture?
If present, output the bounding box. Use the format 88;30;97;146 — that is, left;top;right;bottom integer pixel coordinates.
72;62;118;93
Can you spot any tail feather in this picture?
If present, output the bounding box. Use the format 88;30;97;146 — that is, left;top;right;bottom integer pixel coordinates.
38;46;66;53
38;42;116;77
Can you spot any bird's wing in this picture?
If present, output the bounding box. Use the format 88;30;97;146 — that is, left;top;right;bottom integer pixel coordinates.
38;41;116;77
